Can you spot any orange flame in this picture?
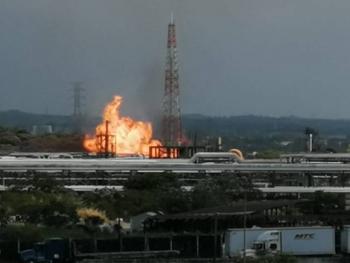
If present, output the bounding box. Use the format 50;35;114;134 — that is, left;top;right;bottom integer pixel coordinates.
83;96;162;156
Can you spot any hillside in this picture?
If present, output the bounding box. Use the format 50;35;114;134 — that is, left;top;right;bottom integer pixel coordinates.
0;110;72;131
183;114;350;137
1;110;350;155
1;110;350;137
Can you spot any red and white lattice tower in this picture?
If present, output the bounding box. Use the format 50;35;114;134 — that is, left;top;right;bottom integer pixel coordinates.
162;15;183;146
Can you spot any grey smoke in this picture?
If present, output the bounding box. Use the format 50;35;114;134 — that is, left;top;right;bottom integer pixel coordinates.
1;0;350;120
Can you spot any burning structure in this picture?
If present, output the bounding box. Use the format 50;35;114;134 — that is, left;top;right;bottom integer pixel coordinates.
83;96;162;157
84;18;202;159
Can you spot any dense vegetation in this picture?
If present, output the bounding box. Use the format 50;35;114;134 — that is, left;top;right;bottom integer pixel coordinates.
234;254;297;263
0;171;346;241
0;173;260;239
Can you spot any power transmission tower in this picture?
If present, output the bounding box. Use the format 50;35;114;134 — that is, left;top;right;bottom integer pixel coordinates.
161;14;183;146
72;82;85;133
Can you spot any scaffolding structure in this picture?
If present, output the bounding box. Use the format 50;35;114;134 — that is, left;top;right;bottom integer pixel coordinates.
149;145;205;159
96;121;116;157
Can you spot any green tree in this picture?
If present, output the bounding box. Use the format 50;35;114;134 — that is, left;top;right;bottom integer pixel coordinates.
191;174;261;210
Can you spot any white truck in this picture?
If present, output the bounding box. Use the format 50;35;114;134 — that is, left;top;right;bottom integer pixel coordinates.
225;226;335;257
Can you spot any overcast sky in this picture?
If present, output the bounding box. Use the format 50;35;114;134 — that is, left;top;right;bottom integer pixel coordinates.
1;0;350;119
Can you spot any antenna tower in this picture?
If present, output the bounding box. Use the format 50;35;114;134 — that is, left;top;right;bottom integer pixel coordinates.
161;15;183;146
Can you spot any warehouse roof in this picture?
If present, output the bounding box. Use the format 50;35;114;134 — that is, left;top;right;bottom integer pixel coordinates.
152;200;305;221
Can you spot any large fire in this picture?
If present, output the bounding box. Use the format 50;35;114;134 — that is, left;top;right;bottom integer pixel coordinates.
83;96;162;156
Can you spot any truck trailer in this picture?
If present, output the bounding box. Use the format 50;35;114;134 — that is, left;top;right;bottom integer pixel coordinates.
225;226;335;257
340;225;350;253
